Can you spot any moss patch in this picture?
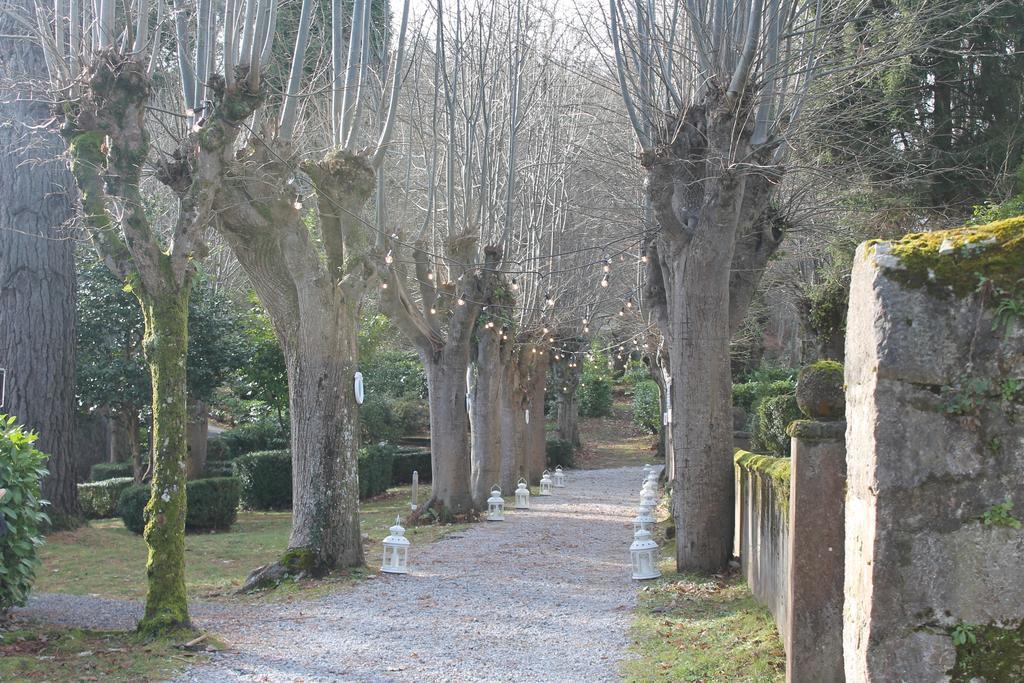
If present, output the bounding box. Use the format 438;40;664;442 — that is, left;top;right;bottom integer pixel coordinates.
949;620;1024;682
735;449;791;505
871;216;1024;298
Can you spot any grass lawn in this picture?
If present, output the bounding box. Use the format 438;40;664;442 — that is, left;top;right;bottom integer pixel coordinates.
34;483;464;601
0;623;206;682
622;537;785;683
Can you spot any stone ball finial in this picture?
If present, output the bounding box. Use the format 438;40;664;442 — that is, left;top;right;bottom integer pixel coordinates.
796;361;845;420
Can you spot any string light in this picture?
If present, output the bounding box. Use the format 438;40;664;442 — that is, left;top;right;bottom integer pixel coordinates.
544;291;554;308
602;259;611;273
511;278;519;291
293;199;303;210
457;296;466;306
385;250;394;265
426;269;434;280
430;307;437;315
600;274;609;288
381;282;388;289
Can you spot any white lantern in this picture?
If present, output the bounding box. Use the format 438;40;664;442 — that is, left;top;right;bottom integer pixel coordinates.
640;487;657;512
381;515;410;575
539;470;553;496
553;466;566;488
646;469;659;486
486;486;505;521
633;505;655;534
514;478;531;509
642;463;652;485
630;528;661;580
640;479;657;498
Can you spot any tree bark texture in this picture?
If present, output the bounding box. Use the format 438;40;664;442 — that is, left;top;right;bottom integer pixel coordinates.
137;288;191;633
423;346;474;514
215;146;370;573
524;351;550;482
470;331;504;507
498;350;528;494
0;0;81;528
642;88;783;573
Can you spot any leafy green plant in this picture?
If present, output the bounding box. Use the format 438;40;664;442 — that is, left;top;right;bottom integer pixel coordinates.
622;361;649;386
751;393;801;457
632;380;662;434
952;623;978;647
77;477;135;519
981;499;1022;529
0;416;50;614
360;397;402;444
579;351;614;418
207;419;289;460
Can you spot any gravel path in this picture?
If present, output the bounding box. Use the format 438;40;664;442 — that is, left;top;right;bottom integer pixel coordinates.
20;466;648;682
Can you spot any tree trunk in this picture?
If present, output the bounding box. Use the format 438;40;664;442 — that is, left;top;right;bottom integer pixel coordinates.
0;0;81;529
667;239;735;573
648;356;673;478
283;311;363;571
214;174;368;579
524;352;549;482
137;288;191;634
422;347;474;514
185;400;208;480
470;332;503;507
499;352;528;494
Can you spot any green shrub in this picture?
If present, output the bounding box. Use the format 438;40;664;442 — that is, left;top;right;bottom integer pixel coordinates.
741;363;797;385
202;461;234;478
360;398;402;444
622;361;649;386
233;450;292;511
392;398;430;436
391;447;431;484
0;417;50;614
78;477;134;519
116;484;150;535
90;462;133;481
361;350;427;399
209;420;288;460
579;374;613;417
358;443;397;499
184;478;239;531
732;379;795;412
632;380;662;434
118;478;240;534
545;439;575;468
752;393;801;457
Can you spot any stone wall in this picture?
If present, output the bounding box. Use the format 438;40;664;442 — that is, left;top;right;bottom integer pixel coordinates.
844;218;1024;681
735;449;791;643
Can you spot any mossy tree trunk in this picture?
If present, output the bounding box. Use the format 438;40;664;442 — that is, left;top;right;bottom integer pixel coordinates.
524;350;550;482
423;346;475;514
499;348;529;493
137;288;191;633
551;339;585;450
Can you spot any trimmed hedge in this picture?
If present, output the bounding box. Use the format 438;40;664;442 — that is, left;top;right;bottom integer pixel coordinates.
233;450;292;511
184;478;240;531
206;420;288;460
392;447;431;484
632;380;661;434
202;461;234;478
90;462;133;482
546;438;575;468
117;477;240;534
358;443;396;499
752;393;801;458
78;477;135;519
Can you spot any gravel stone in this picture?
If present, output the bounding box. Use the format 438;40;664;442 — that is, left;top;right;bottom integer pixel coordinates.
19;466;651;682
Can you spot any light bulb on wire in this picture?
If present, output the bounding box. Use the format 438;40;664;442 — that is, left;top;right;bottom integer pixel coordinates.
384;250;394;265
600;274;609;288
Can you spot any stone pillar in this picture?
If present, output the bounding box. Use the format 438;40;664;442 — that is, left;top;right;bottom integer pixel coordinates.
786;361;846;683
843;219;1024;681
